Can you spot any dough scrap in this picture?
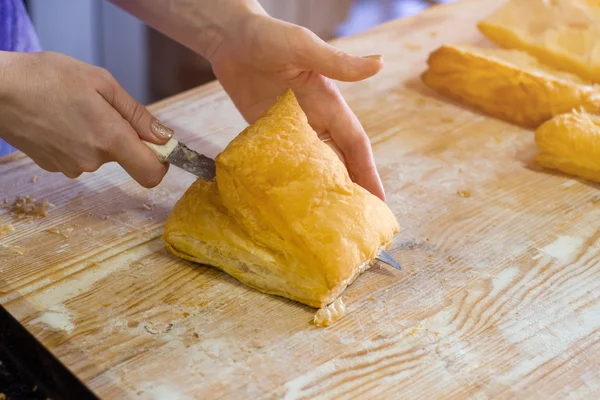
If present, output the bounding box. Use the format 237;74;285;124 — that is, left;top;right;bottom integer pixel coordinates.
313;297;346;327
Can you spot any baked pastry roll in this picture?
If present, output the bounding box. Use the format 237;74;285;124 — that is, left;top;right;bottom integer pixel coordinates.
163;89;399;323
478;0;600;83
535;109;600;183
422;44;600;128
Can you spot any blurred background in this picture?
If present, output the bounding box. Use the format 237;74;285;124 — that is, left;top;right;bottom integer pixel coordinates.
24;0;456;105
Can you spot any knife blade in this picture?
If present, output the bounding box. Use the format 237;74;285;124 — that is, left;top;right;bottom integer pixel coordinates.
143;138;401;270
143;139;216;180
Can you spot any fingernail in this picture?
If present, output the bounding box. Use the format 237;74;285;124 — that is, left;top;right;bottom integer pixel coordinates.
362;54;383;60
151;119;174;140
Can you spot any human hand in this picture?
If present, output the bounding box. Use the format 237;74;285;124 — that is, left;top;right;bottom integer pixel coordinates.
208;13;386;200
0;51;173;187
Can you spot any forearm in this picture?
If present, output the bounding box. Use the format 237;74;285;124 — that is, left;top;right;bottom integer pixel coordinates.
107;0;266;59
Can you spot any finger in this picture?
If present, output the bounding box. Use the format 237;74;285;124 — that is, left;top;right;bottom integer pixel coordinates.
295;27;384;82
293;77;386;200
95;99;169;188
319;134;348;167
94;68;174;145
63;171;82;179
113;125;169;188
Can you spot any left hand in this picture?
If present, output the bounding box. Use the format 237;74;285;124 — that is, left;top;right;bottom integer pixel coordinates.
208;13;386;200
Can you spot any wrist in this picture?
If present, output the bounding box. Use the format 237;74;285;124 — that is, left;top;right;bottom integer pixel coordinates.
203;1;267;62
0;51;20;106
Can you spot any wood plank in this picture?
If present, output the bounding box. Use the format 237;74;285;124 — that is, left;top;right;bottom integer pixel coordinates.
2;0;600;398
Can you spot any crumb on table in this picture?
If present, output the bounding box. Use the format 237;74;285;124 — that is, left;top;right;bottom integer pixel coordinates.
4;196;53;217
44;227;72;238
31;176;40;183
0;224;14;237
457;190;471;198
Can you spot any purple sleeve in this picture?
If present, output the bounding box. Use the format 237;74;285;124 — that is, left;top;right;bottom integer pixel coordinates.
0;0;41;156
0;0;41;52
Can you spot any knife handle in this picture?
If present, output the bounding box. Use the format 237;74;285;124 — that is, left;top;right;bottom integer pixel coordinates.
142;138;179;163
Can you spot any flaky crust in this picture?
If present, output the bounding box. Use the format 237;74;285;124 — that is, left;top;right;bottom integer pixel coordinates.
478;0;600;83
164;89;399;309
535;109;600;183
421;44;600;128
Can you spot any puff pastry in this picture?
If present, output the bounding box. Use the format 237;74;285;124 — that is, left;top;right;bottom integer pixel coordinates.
422;44;600;128
535;109;600;183
478;0;600;83
164;89;399;321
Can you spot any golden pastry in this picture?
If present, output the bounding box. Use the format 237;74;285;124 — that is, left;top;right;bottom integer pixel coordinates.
164;89;399;323
421;44;600;128
478;0;600;82
535;109;600;182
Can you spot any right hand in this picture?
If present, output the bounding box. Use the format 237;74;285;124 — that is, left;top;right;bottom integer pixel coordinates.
0;51;172;187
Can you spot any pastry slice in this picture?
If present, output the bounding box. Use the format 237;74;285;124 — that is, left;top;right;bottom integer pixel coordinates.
535;108;600;183
421;44;600;128
478;0;600;82
164;89;399;323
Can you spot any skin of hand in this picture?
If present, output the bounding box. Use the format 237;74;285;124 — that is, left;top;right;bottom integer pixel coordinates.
110;0;386;200
208;14;386;200
0;50;172;187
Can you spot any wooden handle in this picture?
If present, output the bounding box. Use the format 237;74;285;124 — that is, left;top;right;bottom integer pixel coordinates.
142;138;179;163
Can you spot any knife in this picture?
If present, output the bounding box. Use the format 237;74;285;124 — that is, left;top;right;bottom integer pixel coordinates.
143;139;402;270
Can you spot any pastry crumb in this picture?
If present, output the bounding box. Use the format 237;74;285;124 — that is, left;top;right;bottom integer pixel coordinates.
430;31;437;37
31;175;40;183
457;190;471;198
5;195;53;217
441;117;454;123
313;297;346;327
0;224;14;237
44;227;72;238
142;202;154;211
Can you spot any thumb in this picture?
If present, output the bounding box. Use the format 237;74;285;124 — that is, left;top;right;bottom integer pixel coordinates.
297;29;384;82
96;72;174;145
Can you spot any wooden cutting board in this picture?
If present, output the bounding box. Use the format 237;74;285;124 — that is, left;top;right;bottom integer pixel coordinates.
2;0;600;398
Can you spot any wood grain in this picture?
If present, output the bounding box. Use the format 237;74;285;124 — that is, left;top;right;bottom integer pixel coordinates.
2;0;600;398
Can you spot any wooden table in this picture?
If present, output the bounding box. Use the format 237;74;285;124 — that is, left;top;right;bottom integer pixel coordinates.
2;0;600;398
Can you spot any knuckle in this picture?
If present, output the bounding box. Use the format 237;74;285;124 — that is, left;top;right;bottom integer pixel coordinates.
64;171;82;179
78;158;102;173
95;129;119;157
129;101;146;126
140;171;165;188
294;25;311;38
96;136;114;157
94;67;117;91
